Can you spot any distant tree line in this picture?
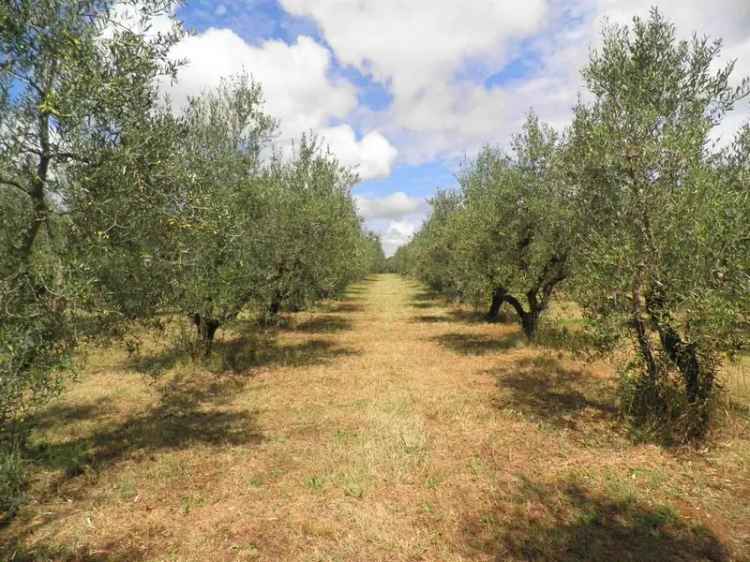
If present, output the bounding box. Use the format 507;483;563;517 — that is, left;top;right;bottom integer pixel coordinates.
391;9;750;441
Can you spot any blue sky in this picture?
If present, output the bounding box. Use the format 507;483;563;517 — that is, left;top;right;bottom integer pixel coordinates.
162;0;750;255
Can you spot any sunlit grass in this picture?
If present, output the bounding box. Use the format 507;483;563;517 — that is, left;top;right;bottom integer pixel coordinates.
2;275;749;561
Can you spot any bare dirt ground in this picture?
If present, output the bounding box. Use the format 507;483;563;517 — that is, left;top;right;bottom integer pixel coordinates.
3;274;749;561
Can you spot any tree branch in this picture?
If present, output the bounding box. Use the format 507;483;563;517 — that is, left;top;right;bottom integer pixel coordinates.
50;151;92;164
0;176;28;195
503;293;528;319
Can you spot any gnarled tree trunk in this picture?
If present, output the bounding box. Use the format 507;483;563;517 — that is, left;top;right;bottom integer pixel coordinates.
504;294;541;341
268;300;281;316
645;289;715;437
192;313;221;357
485;287;506;322
268;287;285;317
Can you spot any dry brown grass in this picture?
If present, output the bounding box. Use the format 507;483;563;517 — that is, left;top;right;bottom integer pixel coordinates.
2;274;749;561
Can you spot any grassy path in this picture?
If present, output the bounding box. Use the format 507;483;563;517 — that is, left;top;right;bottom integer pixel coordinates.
3;274;749;561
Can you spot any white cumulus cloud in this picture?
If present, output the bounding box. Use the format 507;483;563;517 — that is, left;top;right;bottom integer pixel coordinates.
318;126;397;180
280;0;549;163
280;0;750;166
281;0;547;98
166;30;354;132
379;218;425;257
355;192;429;221
160;28;397;180
354;193;431;256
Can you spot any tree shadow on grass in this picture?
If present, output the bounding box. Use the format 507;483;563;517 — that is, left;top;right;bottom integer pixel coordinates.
415;305;517;325
291;315;353;334
432;332;525;356
30;397;114;433
2;541;149;562
447;308;487;323
412;314;454;324
412;290;441;302
490;355;618;435
127;345;185;376
215;334;357;373
8;361;282;548
6;330;358;550
534;322;598;355
28;370;263;482
322;302;364;314
410;290;444;309
436;310;600;356
462;477;729;562
344;286;368;296
411;301;437;309
126;322;358;375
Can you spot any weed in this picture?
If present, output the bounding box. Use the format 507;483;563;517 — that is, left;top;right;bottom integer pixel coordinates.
305;475;326;491
0;444;25;516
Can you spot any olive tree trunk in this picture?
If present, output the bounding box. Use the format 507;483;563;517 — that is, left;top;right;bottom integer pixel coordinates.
192;314;221;357
485;287;506;322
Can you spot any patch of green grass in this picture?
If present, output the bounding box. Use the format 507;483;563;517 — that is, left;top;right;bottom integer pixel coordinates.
247;475;264;488
343;482;364;498
179;494;206;515
628;467;669;490
479;513;502;530
117;477;138;501
468;456;486;479
635;504;678;534
0;445;26;516
148;454;193;486
305;474;326;491
32;440;92;478
334;429;358;443
601;473;638;504
574;507;602;527
424;474;442;490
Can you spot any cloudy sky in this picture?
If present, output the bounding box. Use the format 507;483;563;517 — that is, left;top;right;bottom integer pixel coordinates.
161;0;750;255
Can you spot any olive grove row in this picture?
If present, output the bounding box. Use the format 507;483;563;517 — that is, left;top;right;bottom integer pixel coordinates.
0;0;383;465
391;10;750;440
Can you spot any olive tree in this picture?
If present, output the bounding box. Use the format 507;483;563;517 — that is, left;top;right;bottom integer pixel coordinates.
259;136;369;317
0;0;182;514
359;231;387;275
407;189;464;297
0;0;182;429
168;74;276;353
451;151;513;316
568;8;750;438
498;115;573;339
405;114;573;340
